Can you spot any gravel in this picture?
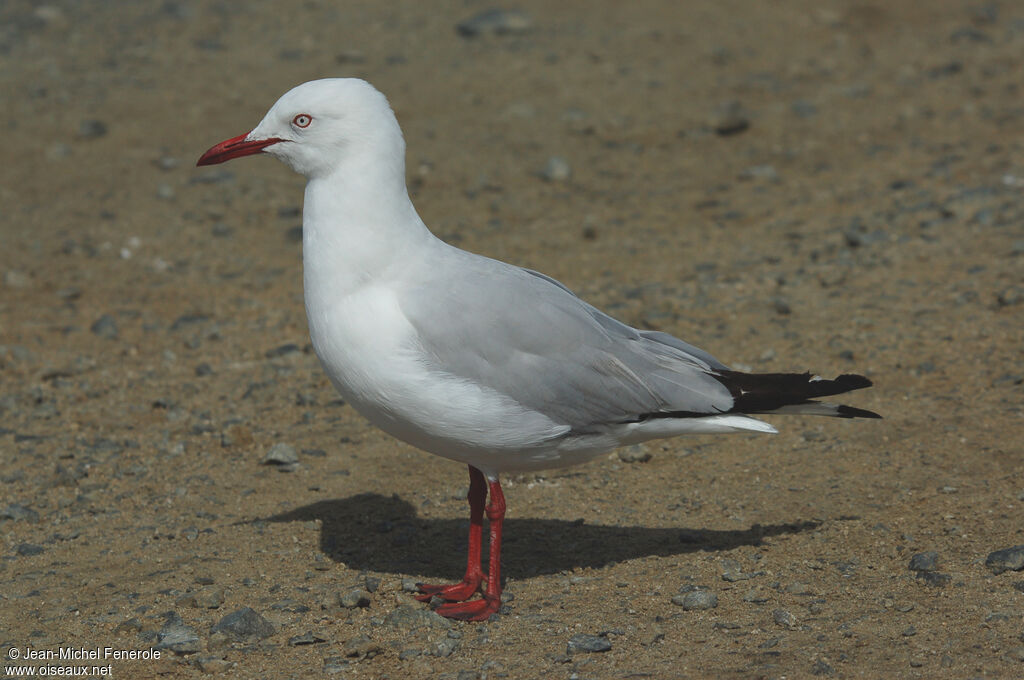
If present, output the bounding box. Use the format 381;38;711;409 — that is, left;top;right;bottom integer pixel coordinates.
209;607;275;642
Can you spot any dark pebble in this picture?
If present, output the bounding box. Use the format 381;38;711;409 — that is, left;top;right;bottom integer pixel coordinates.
566;633;611;654
77;119;108;139
209;607;275;642
908;551;940;572
265;343;301;358
16;542;45;556
986;545;1024;574
712;101;750;136
915;571;952;587
1;504;39;522
382;605;450;632
90;314;118;339
811;659;834;676
288;631;329;646
339;588;371;608
673;589;718;610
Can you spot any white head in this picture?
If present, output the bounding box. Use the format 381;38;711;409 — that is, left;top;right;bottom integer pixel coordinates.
197;78;405;180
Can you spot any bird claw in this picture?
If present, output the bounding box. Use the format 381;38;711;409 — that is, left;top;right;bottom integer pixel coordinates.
433;595;500;621
414;577;483;603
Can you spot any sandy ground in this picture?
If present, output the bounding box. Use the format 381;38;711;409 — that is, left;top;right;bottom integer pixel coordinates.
2;1;1023;678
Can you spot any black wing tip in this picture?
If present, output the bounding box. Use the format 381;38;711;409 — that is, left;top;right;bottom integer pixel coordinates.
832;374;873;391
836;404;883;419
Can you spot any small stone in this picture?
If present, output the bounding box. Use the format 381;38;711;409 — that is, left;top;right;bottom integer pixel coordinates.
811;659;834;675
908;551;939;572
342;635;381;659
566;633;611;654
1004;647;1024;662
194;656;232;673
986;545;1024;574
997;287;1022;307
915;571;952;587
711;101;750;136
4;270;29;289
90;314;119;339
456;9;532;38
773;609;797;629
743;588;770;603
78;119;108;139
902;626;917;637
263;443;298;466
382;605;450;631
265;343;301;358
288;631;329;646
541;156;571;182
673;590;718;611
156;621;201;655
114;617;142;634
209;607;274;642
15;543;45;556
339;588;371;608
617;444;651;463
1;504;39;522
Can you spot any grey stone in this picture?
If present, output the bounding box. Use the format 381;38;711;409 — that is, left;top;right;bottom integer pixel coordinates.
156;621;201;655
339;588;371;608
263;443;298;466
456;9;532;38
986;545;1024;574
382;604;450;632
673;590;718;610
209;607;274;642
78;119;108;139
341;635;381;659
773;608;797;629
15;543;45;556
90;314;119;339
915;571;951;587
194;656;232;673
288;631;329;646
908;551;939;572
566;633;611;654
1;504;39;522
617;444;652;463
711;101;750;136
541;156;571;182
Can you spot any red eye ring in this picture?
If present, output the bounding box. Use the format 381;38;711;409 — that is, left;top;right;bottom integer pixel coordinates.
292;114;312;128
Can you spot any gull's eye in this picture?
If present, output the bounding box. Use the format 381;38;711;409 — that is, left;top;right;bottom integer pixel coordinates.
292;114;312;128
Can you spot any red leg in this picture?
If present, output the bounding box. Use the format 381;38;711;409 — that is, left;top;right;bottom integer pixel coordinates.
435;477;505;621
416;466;486;602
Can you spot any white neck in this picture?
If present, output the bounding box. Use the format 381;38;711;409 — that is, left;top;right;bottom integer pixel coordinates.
301;148;436;296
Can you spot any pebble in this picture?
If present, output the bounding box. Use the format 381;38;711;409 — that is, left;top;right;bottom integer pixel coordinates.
341;635;382;659
90;314;119;339
773;609;797;629
673;589;718;610
908;551;939;572
711;101;750;136
339;588;371;608
263;443;298;466
156;619;201;655
915;571;952;587
617;444;652;463
288;631;329;646
15;543;45;556
811;659;834;675
194;656;232;673
1;504;39;522
566;633;611;654
382;604;451;631
77;119;108;139
209;607;275;642
985;545;1024;574
541;156;571;182
4;270;29;288
456;9;532;38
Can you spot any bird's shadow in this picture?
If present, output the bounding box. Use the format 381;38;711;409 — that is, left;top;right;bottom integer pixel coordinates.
264;493;820;579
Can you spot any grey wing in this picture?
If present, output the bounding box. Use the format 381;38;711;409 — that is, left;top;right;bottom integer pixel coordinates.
399;256;735;431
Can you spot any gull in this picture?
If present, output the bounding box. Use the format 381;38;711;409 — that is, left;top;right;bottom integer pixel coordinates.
197;78;880;621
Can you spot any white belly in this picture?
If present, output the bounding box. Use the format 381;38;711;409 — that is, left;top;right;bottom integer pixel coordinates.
304;282;570;473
